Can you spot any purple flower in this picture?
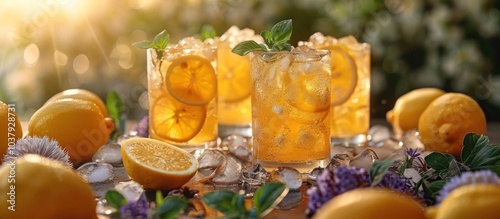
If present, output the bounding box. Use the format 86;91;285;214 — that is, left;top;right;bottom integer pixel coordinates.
306;166;369;216
130;115;149;137
436;170;500;203
377;171;414;195
119;196;150;219
406;148;421;158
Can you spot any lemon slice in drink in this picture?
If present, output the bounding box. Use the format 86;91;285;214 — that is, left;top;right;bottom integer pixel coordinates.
121;138;199;190
151;93;206;142
322;45;358;106
217;52;251;103
166;55;216;105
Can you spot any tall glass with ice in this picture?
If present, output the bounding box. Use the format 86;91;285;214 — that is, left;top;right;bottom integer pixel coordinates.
250;47;331;172
217;26;262;137
147;38;218;149
307;33;371;146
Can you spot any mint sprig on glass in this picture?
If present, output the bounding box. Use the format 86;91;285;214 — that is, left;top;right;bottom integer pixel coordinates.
232;19;293;56
133;30;170;59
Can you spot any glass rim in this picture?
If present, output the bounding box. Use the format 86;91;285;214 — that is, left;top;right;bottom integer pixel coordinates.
250;49;330;56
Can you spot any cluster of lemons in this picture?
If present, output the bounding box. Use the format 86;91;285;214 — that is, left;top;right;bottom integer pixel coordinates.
0;87;199;219
387;88;487;156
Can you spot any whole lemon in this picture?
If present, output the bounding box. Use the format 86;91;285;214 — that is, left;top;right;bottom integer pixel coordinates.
28;98;114;166
45;88;108;117
429;184;500;219
0;154;97;219
0;101;23;165
418;93;486;157
313;188;426;219
386;88;445;134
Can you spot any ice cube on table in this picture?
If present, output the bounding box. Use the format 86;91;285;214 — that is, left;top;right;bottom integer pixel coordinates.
276;190;302;210
331;145;355;157
368;125;392;147
240;164;270;188
93;143;123;166
212;156;242;184
327;154;352;170
401;130;425;151
308;167;324;181
221;134;252;162
77;162;114;184
270;167;303;190
115;181;144;202
349;149;379;170
198;149;226;169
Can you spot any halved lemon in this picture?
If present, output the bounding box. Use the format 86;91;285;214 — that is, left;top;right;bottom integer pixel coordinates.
121;138;199;190
217;52;251;103
151;93;206;142
321;45;358;106
166;55;216;105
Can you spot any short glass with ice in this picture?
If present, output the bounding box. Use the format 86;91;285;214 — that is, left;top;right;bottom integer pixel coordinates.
217;26;262;137
147;38;218;149
250;47;331;172
307;33;371;146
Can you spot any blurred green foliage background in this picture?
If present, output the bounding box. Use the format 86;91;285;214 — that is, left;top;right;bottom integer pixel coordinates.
0;0;499;121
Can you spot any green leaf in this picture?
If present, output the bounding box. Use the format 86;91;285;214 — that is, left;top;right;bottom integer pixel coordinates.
201;190;242;217
461;133;489;165
260;30;273;46
270;19;292;44
105;190;127;210
132;40;153;49
253;182;288;216
370;158;395;186
231;40;267;56
155;190;164;207
154;197;188;219
152;30;170;50
106;91;124;131
199;24;217;41
426;180;447;196
469;145;500;175
425;152;455;171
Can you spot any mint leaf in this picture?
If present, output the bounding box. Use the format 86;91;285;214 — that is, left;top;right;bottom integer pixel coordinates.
199;24;217;41
461;133;489;165
232;19;293;56
370;158;395;186
152;30;169;50
105;190;127;210
132;40;153;49
201;190;243;217
253;182;288;216
154;197;188;219
425;180;447;196
232;40;267;56
469;145;500;174
425;152;455;171
270;19;292;44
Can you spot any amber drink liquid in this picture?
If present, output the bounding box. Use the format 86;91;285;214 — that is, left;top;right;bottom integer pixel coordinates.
147;40;218;149
250;48;331;172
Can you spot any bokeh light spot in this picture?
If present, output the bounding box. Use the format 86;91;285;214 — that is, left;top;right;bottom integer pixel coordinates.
73;54;89;74
24;43;39;65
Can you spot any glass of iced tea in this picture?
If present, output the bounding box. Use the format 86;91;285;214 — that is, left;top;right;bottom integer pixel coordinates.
147;38;218;149
217;26;262;137
306;33;371;146
250;47;331;172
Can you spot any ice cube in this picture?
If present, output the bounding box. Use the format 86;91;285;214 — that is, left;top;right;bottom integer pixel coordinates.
270;167;303;190
221;134;251;162
92;143;123;167
401;130;425;151
368;125;392;147
331;146;354;158
115;181;144;202
117;133;140;144
240;164;270;188
349;149;379;170
327;154;352;170
308;32;329;45
212;156;242;184
276;190;302;210
198;149;226;169
308;167;324;181
96;198;117;216
77;162;114;184
220;25;263;45
176;37;207;49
